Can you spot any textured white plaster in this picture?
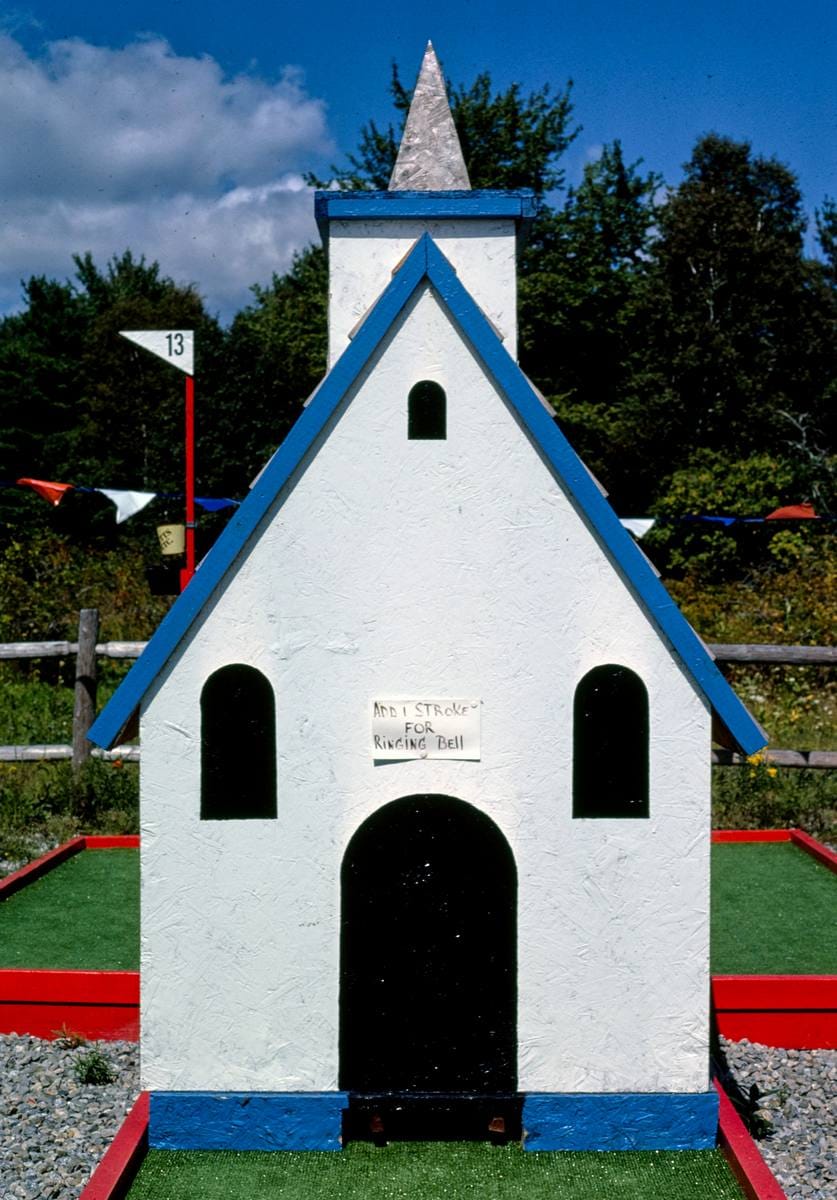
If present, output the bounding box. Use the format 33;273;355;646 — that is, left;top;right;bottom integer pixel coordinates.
327;219;518;364
141;285;711;1096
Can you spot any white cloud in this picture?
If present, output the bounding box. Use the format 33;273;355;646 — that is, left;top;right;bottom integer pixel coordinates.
0;35;334;319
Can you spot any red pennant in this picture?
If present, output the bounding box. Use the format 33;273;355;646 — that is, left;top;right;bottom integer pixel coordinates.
17;477;74;507
765;502;818;520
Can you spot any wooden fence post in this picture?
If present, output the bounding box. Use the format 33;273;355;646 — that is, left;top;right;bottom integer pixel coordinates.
72;608;99;775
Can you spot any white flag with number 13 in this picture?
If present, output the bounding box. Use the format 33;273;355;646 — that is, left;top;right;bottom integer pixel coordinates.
120;330;194;376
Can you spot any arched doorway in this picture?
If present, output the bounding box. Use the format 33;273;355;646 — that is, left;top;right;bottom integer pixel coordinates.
340;795;517;1134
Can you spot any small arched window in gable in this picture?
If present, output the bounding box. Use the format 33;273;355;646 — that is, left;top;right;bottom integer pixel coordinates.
573;664;649;818
408;380;446;440
201;664;277;820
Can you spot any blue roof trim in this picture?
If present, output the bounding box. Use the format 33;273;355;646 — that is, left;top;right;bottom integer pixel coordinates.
314;189;538;245
90;232;765;755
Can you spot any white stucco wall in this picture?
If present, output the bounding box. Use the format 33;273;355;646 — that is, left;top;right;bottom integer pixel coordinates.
327;218;518;365
140;284;711;1096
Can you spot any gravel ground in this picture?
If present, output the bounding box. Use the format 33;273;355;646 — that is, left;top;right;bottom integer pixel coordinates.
0;1032;833;1198
717;1036;837;1200
0;837;56;879
0;1034;139;1200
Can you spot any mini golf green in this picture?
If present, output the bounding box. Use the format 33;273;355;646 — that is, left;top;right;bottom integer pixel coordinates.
0;849;139;970
126;1144;745;1199
710;842;837;974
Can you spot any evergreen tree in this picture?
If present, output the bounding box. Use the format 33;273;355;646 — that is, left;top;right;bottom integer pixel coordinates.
610;135;836;514
518;142;660;487
641;135;832;447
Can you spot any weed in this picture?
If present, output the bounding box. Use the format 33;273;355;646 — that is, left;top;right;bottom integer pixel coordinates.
713;764;836;840
54;1025;87;1049
73;1049;116;1085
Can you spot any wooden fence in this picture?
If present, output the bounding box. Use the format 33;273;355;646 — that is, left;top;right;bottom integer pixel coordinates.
0;610;834;770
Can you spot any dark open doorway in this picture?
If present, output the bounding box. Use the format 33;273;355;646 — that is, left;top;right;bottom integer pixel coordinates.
340;794;518;1140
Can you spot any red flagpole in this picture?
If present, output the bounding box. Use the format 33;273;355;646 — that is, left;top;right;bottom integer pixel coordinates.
182;373;196;589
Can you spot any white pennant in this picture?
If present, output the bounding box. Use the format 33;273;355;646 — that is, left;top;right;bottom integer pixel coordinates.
620;518;656;539
120;330;194;375
98;489;157;524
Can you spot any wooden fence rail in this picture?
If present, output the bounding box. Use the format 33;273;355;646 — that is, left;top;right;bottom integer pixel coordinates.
0;612;833;769
708;644;837;666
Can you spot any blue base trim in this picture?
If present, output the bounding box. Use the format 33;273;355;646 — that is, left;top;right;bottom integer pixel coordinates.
149;1091;349;1150
522;1092;719;1151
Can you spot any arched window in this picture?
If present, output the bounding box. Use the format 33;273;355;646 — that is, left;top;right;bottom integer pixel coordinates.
200;664;276;820
408;380;446;440
573;665;649;818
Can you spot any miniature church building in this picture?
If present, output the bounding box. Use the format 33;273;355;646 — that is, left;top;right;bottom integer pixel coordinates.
90;44;765;1152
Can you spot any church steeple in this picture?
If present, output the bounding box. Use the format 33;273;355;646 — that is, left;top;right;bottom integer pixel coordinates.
389;42;470;191
315;44;536;366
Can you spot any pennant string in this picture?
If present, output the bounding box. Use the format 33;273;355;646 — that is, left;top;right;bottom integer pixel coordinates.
0;480;829;527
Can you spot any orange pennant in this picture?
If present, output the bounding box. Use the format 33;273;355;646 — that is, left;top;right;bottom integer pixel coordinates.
765;502;818;520
17;477;74;507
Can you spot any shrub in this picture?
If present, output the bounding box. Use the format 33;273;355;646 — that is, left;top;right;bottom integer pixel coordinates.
646;450;825;580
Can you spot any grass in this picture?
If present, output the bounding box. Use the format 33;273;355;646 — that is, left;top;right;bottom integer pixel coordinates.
126;1144;744;1200
710;842;837;974
0;847;139;969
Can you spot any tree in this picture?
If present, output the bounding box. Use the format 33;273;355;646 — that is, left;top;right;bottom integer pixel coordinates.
214;245;328;494
643;137;832;443
518;142;660;485
815;198;837;289
0;276;84;485
609;135;837;515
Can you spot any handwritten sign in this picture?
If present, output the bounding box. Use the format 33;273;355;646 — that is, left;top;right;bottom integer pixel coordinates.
371;698;481;760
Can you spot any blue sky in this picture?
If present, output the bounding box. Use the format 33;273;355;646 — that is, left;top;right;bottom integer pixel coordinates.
2;1;835;319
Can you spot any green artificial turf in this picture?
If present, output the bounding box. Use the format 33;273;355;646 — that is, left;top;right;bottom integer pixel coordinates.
127;1144;744;1199
0;849;139;970
710;842;837;974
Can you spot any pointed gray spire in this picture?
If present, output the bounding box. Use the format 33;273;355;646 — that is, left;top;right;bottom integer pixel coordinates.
389;42;470;191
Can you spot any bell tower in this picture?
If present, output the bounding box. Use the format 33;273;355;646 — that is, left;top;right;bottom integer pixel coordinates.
315;43;536;366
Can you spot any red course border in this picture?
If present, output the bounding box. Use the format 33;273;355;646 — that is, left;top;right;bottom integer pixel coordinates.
715;1079;788;1199
0;834;140;901
711;828;837;875
712;831;792;844
79;1091;149;1200
712;976;837;1050
0;968;139;1040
